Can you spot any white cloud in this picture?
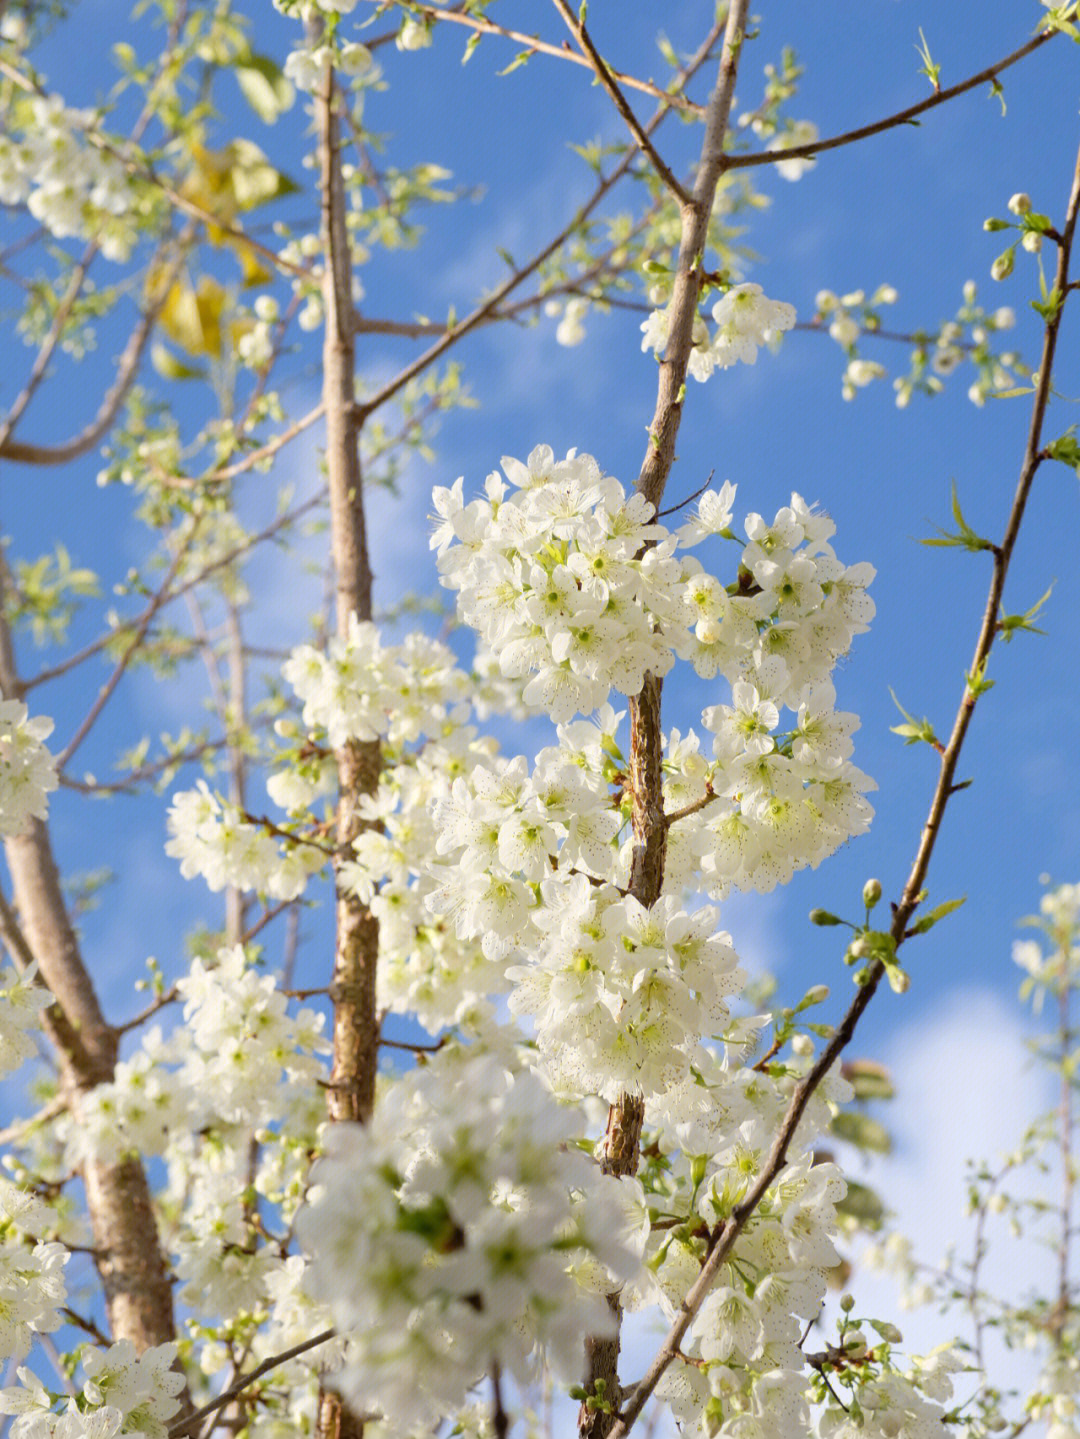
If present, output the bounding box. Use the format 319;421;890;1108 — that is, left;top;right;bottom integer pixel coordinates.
844;986;1057;1403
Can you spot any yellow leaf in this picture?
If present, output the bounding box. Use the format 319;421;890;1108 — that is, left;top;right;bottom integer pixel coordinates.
158;275;228;357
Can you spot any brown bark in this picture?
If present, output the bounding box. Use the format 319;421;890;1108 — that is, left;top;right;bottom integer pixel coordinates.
0;549;177;1353
3;820;178;1351
314;50;380;1439
578;8;752;1435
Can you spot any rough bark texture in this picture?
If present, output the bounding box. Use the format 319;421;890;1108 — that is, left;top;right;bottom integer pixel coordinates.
579;9;752;1435
4;822;178;1350
326;738;381;1128
315;53;379;1439
0;552;178;1354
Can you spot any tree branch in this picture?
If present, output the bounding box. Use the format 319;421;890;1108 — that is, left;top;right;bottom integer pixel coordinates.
0;236;190;466
580;8;752;1437
169;1330;339;1437
368;1;705;114
725;30;1055;173
610;126;1080;1439
550;0;690;203
352;18;721;425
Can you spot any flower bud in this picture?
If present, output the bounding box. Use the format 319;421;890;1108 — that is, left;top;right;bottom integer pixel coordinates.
962;279;978;304
886;964;910;994
840;1293;856;1312
1007;192;1032;215
862;878;882;910
1022;230;1042;254
991;250;1014;281
791;1033;814;1057
810;908;843;927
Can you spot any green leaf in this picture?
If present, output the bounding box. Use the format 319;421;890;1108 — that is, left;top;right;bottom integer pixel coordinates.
1047;428;1080;470
234;52;295;124
1032;287;1064;322
888;688;940;749
915;27;941;89
999;582;1054;642
229;138;300;208
965;659;995;697
498;49;533;76
462;32;481;64
831;1111;893;1155
908;895;966;936
921;481;994;552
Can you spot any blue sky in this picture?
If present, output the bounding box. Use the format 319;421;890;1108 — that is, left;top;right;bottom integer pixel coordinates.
5;0;1080;1384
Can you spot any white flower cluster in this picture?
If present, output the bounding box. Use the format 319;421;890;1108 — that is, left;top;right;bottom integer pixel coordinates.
165;779;324;900
636;1053;846;1435
76;945;328;1164
0;95;139;259
156;442;882;1437
818;1346;967;1439
284;38;373;94
641;283;796;382
297;1046;639;1432
340;731;513;1033
61;946;329;1337
282;618;470;750
166;627;478;908
432;447;875;901
0;700;59;839
0;1233;68;1363
0;1341;183;1439
0;961;52;1079
507;880;745;1100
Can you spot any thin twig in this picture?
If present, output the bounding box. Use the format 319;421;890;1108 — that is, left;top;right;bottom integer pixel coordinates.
56;535;193;769
372;2;704;114
0;1095;68;1146
352;18;722;425
663;787;717;828
610;129;1080;1439
550;0;690;204
115;986;180;1036
168;1330;340;1437
24;490;325;694
724;31;1055;173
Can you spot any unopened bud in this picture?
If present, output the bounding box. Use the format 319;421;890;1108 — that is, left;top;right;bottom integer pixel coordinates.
862;878;882;910
1022;230;1042;254
810;908;843;927
840;1293;856;1313
991;250;1014;281
1007;192;1032;215
886;964;910;995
